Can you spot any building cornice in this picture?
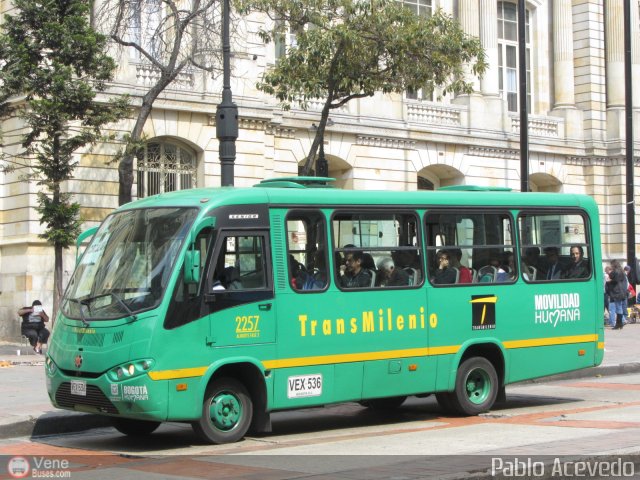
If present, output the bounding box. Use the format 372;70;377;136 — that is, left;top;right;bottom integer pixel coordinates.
356;135;416;149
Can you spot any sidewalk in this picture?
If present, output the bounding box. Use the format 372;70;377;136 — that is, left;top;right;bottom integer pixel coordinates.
0;324;638;440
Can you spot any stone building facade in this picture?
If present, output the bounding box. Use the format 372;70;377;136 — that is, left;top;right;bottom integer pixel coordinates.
0;0;639;340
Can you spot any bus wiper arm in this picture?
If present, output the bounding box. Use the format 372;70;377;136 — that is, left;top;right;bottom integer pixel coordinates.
67;298;90;327
109;291;138;322
74;292;138;322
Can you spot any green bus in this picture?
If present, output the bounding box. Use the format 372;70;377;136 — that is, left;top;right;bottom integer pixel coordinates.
45;177;604;444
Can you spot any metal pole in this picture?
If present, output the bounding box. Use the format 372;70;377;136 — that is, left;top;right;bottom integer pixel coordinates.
518;0;529;192
216;0;238;186
624;0;636;275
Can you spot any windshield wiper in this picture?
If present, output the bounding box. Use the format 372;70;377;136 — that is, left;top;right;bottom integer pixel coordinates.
72;292;138;322
109;291;138;322
67;298;90;327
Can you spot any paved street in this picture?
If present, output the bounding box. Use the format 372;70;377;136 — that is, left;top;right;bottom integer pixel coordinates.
0;324;638;479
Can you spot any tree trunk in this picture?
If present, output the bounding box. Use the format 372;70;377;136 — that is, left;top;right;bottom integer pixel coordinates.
301;101;333;176
52;242;63;325
118;100;154;205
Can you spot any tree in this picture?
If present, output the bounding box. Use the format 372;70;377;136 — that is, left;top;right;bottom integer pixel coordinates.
0;0;129;316
94;0;225;205
241;0;487;175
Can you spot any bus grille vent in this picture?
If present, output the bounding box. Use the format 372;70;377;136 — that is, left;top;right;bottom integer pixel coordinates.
76;332;105;347
112;331;124;344
271;213;286;290
56;382;119;414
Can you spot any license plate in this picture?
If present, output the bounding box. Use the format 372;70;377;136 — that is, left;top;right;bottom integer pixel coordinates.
287;374;322;399
70;380;87;396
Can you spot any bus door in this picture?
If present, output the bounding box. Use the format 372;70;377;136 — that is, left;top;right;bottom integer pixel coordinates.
204;230;276;348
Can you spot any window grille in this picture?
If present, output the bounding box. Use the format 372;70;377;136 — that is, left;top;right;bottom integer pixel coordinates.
137;141;196;198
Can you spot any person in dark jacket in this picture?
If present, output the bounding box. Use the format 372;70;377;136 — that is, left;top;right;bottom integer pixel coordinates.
18;300;50;354
563;245;590;279
433;250;457;285
376;257;410;287
607;260;628;329
339;250;372;288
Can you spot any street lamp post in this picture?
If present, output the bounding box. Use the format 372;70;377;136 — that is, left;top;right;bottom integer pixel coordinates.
216;0;238;186
624;0;636;278
518;0;529;192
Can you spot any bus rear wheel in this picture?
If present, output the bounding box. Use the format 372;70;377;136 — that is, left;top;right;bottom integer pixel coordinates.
192;377;253;444
112;418;161;436
448;357;498;416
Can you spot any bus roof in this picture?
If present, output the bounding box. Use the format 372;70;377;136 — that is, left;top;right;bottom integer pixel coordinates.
118;179;597;213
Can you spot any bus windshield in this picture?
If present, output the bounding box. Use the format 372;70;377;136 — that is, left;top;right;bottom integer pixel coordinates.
62;207;198;321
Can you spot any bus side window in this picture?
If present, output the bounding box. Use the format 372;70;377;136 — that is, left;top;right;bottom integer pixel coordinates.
332;211;422;290
209;233;270;291
518;212;591;282
425;211;515;286
286;210;329;292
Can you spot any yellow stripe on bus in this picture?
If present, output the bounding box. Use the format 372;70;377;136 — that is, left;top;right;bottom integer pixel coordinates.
262;345;460;370
147;334;600;380
148;366;207;381
503;334;598;349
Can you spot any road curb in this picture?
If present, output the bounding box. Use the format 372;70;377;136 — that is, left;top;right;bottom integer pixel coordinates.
0;412;112;439
525;362;640;384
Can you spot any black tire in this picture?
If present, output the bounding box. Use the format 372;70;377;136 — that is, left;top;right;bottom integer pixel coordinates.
112;418;161;436
447;357;498;416
360;396;407;410
192;377;253;444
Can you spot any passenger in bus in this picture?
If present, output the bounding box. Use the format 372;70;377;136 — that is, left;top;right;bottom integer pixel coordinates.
562;245;590;279
450;248;472;283
376;257;410;287
301;250;327;290
339;251;372;288
289;254;306;289
392;245;421;270
523;247;543;279
543;246;562;280
433;250;456;284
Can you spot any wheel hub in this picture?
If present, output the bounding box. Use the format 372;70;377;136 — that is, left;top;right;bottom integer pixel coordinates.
210;393;241;430
466;368;490;404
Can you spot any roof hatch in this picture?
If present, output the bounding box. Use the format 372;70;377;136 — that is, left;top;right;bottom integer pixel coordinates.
254;176;336;189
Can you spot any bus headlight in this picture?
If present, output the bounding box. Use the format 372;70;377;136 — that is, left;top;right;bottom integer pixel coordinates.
45;356;57;375
108;359;154;381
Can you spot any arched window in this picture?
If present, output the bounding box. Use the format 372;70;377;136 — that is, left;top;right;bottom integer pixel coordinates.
137;140;196;198
497;1;531;113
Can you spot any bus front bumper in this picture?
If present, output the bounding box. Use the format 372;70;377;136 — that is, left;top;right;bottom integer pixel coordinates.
45;357;169;422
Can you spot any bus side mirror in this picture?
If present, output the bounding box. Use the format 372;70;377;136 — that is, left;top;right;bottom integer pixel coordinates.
184;249;201;284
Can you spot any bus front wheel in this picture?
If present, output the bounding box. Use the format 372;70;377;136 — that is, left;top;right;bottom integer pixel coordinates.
448;357;498;416
192;377;253;444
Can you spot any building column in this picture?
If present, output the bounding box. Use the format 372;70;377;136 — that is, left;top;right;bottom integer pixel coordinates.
605;1;627;142
479;0;499;97
459;0;480;91
553;0;575;107
632;0;640;110
551;0;583;139
606;1;625;108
